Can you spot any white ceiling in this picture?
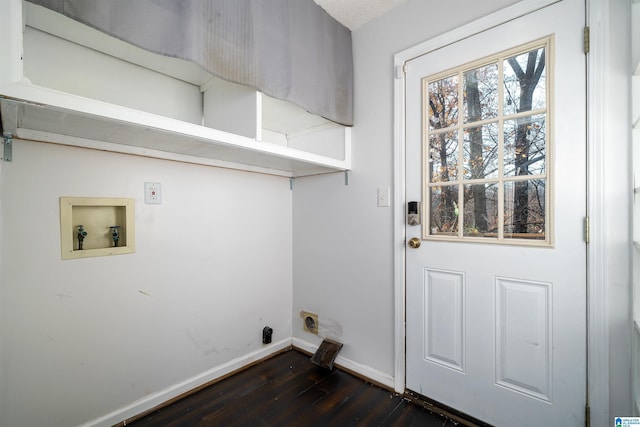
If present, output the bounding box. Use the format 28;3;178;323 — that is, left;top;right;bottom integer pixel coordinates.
313;0;408;30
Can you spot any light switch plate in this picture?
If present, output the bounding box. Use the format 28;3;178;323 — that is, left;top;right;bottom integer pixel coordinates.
144;182;161;204
377;186;390;207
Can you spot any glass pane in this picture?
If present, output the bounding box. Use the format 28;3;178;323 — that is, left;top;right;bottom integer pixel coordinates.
463;63;498;123
503;47;546;115
428;132;458;182
428;75;459;131
463;183;498;238
504;114;546;177
429;185;459;235
463;122;499;180
504;179;546;240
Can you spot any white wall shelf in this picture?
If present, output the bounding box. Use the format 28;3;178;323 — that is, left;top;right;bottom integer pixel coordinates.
0;1;351;178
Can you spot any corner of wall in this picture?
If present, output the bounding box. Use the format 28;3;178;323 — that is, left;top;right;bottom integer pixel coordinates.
291;337;394;390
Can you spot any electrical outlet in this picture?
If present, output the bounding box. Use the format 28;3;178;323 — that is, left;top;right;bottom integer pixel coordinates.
144;182;161;204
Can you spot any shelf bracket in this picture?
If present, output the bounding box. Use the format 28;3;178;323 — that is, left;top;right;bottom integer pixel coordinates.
289;177;295;190
344;171;349;186
2;133;12;162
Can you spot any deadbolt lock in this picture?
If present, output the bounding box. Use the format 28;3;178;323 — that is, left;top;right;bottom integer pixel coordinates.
407;201;420;226
408;237;421;249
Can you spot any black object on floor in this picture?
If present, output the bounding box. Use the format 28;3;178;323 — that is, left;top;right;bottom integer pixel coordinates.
310;338;343;370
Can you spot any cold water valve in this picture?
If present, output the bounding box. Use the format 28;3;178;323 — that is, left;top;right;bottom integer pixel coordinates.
77;225;88;250
109;225;121;247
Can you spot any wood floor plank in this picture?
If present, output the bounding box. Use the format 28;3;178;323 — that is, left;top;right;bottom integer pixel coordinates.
302;372;368;419
138;351;310;426
320;383;405;426
380;400;451;427
237;369;348;426
126;350;457;427
255;371;362;426
202;358;332;425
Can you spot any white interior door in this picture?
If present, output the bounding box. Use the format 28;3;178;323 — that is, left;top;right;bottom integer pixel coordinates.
405;1;586;425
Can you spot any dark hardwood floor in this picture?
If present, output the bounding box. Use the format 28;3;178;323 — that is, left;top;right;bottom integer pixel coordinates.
124;349;460;427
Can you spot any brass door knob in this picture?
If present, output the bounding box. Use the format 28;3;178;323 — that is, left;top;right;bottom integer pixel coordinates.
408;237;421;249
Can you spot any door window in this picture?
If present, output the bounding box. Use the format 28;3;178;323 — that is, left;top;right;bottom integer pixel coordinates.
424;37;552;245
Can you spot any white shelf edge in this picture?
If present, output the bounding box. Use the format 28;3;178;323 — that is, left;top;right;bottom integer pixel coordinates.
15;128;292;178
0;81;351;177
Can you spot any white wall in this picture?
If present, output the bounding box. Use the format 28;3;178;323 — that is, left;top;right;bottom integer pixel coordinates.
633;1;640;72
633;0;640;416
0;140;293;427
292;0;521;378
606;0;633;417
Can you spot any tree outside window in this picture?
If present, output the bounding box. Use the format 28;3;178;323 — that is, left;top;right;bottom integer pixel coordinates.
424;39;549;243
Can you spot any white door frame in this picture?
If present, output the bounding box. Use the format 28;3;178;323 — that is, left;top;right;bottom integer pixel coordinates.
392;0;609;424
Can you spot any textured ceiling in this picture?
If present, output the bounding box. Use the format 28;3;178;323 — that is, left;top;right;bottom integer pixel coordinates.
313;0;408;30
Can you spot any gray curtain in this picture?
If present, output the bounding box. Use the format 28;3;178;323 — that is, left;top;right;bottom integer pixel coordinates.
27;0;353;126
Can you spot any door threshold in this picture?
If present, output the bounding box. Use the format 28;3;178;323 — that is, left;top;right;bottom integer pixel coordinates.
403;390;494;427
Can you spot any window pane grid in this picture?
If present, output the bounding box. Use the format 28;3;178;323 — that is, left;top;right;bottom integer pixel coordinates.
422;38;550;245
497;58;505;240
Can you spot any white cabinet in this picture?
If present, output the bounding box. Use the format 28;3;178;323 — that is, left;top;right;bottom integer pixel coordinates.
0;1;351;177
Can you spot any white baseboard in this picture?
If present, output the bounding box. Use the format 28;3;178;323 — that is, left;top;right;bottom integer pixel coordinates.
291;337;395;390
80;338;292;427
